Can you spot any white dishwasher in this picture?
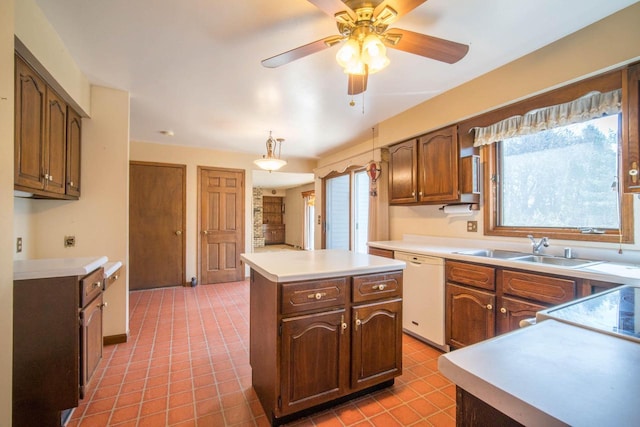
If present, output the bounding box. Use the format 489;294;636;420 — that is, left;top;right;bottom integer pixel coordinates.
394;251;448;351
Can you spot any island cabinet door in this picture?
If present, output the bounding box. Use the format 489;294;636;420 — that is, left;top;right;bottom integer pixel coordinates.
279;310;349;415
351;299;403;390
446;283;495;349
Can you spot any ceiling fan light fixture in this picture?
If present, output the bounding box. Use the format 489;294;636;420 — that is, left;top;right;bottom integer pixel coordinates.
336;38;360;68
254;131;287;172
361;34;389;74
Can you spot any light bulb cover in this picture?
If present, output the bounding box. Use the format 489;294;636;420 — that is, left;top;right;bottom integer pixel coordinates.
336;39;360;68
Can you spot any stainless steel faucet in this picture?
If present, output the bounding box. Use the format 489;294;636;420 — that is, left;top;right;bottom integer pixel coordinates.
527;235;549;254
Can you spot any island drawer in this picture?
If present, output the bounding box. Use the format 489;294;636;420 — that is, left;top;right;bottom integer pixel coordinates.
281;278;347;315
500;270;575;305
80;267;104;308
446;261;495;291
352;271;402;303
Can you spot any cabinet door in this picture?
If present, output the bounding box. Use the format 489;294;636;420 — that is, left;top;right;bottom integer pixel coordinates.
389;139;418;204
44;88;67;194
497;296;546;335
351;299;402;390
14;55;46;191
446;283;495;349
623;63;640;193
418;125;459;202
280;310;349;415
80;294;103;399
66;107;82;197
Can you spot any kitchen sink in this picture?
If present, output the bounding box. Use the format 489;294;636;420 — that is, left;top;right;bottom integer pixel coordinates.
513;255;602;268
454;249;529;259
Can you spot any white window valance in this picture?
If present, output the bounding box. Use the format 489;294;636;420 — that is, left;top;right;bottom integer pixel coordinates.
472;89;622;147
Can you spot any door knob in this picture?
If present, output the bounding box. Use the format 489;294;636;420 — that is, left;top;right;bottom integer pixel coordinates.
203;230;209;235
175;230;182;235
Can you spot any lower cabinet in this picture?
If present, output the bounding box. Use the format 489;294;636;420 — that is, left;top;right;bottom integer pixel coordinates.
13;268;104;426
250;269;403;425
446;260;578;349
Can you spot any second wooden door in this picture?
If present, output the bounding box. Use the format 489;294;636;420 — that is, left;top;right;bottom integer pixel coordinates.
199;167;245;284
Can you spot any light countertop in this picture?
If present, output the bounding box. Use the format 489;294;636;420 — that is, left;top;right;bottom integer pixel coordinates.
438;319;640;427
368;237;640;284
14;256;108;281
241;249;405;283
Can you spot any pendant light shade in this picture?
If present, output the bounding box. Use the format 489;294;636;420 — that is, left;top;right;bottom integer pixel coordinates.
254;131;287;172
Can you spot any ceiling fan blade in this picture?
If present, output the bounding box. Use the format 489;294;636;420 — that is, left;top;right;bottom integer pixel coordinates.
262;35;343;68
384;28;468;64
348;72;368;95
373;0;428;25
308;0;356;20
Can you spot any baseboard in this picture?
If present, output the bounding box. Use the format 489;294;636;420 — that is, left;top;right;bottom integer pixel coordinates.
103;333;128;346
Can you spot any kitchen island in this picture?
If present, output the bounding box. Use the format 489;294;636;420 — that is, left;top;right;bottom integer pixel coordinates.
438;285;640;427
241;250;406;426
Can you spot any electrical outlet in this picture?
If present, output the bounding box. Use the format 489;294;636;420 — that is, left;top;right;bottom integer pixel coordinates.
16;237;22;253
64;235;76;247
467;221;478;232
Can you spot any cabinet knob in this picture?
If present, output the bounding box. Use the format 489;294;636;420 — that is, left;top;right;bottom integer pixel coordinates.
500;307;507;314
93;281;102;288
100;302;108;309
69;181;74;186
372;283;387;291
308;292;326;300
340;315;347;335
49;175;53;181
630;162;639;184
44;173;49;180
175;230;182;235
486;304;493;310
411;192;415;197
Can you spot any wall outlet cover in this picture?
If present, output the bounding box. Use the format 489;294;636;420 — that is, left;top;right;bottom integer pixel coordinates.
467;221;478;232
64;235;76;247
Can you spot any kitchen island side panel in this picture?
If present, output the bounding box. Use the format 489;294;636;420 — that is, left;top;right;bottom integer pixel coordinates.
249;269;279;419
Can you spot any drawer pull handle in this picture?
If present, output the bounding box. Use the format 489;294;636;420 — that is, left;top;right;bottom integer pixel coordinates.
113;274;119;281
372;283;387;291
308;292;326;300
93;281;102;288
355;317;362;331
341;315;347;334
486;304;493;310
500;307;507;314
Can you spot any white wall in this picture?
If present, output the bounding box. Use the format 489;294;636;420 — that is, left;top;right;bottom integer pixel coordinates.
0;0;15;423
285;183;315;248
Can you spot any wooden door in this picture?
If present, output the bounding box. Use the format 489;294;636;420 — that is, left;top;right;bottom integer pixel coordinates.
280;310;349;415
129;162;186;290
14;55;46;191
199;167;244;284
389;139;418;204
351;299;402;390
445;283;495;349
418;125;459;203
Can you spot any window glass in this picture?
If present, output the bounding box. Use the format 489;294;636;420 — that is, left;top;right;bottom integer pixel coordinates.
499;114;620;230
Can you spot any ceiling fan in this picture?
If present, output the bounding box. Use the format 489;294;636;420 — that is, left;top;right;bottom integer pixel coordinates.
261;0;469;95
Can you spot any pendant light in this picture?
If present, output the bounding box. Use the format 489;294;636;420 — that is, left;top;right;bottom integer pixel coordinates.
254;131;287;172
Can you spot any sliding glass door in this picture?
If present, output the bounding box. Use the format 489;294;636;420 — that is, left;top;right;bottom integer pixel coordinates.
323;169;370;253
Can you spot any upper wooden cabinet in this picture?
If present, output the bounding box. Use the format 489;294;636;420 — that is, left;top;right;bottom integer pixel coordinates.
389;125;477;205
14;54;82;199
623;63;640;193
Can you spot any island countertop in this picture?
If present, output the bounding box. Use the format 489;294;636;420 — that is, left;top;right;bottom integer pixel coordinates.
241;249;405;283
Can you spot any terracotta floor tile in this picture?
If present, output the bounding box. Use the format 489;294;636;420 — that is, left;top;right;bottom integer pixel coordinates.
74;282;454;426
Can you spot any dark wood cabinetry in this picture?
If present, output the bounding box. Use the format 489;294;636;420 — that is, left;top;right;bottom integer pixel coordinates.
263;196;285;244
446;260;579;349
389;125;478;205
623;63;640;193
13;267;103;426
250;269;402;425
14;54;82;199
367;247;394;258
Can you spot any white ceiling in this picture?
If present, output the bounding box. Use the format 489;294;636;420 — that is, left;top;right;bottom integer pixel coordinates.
34;0;638;188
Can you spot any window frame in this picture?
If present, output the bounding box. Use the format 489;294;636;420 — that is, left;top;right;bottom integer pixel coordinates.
459;69;634;243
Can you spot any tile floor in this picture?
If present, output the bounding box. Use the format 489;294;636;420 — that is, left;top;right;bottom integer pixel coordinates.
69;281;456;427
